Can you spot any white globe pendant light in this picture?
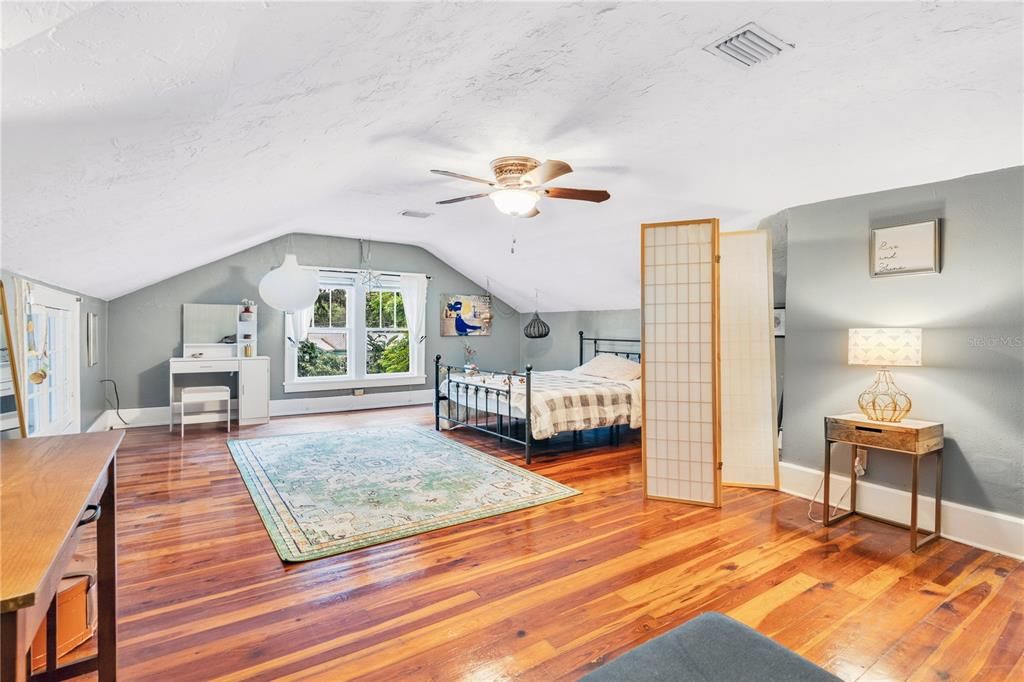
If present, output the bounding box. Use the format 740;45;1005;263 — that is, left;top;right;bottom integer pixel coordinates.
259;254;320;342
259;254;319;311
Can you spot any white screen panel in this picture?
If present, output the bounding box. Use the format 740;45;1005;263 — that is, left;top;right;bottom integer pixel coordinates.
720;231;778;488
642;220;719;506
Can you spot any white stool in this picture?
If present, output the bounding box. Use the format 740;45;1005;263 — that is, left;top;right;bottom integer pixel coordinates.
180;386;231;438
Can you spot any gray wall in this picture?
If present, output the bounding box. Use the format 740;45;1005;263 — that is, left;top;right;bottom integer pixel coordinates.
783;166;1024;516
0;270;110;430
107;233;522;407
520;309;641;370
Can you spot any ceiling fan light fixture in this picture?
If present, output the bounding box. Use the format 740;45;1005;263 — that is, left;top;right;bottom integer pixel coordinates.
489;189;540;217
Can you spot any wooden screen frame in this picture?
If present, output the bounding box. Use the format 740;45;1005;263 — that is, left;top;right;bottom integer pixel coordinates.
0;280;28;438
719;229;780;490
640;218;722;508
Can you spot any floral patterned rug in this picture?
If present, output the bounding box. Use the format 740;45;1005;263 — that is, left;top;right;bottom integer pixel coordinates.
228;425;579;562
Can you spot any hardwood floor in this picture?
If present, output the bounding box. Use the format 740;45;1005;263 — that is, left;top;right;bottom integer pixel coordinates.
66;406;1021;681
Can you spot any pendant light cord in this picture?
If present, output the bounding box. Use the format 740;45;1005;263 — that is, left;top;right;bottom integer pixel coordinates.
484;277;518;319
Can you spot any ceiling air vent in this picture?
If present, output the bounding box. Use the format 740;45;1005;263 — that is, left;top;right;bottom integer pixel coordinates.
399;210;434;219
704;22;794;68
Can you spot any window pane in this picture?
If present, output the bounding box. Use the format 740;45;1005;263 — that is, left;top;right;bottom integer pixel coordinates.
365;291;381;328
297;332;348;377
394;292;407;328
313;290;331;327
380;291;395;328
364;290;405;329
329;288;346;327
313;288;347;328
366;331;409;374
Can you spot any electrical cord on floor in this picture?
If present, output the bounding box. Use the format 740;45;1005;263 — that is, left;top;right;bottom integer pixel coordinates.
807;453;864;523
807;478;851;523
99;379;129;426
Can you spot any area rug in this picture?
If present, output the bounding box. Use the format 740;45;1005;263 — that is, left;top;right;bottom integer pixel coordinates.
227;425;579;562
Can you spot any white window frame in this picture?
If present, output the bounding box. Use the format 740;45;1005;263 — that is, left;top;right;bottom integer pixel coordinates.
283;271;426;393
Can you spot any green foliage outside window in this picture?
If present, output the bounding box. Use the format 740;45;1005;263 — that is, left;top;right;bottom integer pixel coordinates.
366;333;409;374
313;288;346;328
365;291;406;328
296;287;410;379
297;339;347;377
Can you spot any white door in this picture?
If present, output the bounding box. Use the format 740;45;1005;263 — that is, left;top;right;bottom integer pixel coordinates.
24;284;81;436
239;358;270;422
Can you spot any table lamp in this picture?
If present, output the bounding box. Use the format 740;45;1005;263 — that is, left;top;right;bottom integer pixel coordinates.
848;328;922;422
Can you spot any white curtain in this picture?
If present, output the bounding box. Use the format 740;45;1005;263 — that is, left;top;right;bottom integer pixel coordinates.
286;307;313;345
398;273;428;374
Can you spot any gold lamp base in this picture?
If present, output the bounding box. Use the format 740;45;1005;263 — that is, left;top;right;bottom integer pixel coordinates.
858;367;912;422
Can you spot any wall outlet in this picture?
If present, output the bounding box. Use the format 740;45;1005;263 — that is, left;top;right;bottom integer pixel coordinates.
353;388;365;396
856;446;868;475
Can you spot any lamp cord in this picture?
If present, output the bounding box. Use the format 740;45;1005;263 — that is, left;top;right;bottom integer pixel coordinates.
807;477;851;524
99;379;129;426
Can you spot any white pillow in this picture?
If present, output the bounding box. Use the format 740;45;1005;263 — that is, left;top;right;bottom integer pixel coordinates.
573;354;642;382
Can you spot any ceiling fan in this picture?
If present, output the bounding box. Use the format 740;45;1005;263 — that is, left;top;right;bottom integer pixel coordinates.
430;156;610;218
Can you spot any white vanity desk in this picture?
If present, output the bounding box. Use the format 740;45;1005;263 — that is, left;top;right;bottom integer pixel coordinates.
168;357;270;432
170;303;271;431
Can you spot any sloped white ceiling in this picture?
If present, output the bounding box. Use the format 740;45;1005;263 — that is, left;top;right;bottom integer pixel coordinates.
2;1;1021;310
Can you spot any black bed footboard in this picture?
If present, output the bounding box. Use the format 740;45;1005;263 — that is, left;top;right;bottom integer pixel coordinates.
435;355;535;463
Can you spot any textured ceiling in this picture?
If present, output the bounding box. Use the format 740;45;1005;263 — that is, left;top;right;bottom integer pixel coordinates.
2;1;1021;310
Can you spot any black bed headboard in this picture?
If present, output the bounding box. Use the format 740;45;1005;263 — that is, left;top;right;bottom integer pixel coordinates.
578;330;642;365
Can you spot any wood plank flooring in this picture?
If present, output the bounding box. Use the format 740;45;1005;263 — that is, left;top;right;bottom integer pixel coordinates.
63;406;1022;680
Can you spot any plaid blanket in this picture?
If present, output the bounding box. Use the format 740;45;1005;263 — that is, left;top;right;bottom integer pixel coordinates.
440;370;640;440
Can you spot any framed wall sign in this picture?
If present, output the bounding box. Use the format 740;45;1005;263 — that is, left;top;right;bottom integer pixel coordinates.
870;220;940;277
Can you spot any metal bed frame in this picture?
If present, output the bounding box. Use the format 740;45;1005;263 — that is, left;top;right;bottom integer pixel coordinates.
434;330;641;463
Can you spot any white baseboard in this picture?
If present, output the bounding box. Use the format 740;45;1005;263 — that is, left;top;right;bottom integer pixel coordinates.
95;390;435;430
270;389;434;417
86;411;113;432
779;460;1024;560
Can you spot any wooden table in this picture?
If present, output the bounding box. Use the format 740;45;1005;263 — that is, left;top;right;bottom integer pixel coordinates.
1;431;124;681
823;413;943;552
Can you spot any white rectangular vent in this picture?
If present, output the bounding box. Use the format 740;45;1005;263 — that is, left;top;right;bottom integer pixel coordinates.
705;22;793;68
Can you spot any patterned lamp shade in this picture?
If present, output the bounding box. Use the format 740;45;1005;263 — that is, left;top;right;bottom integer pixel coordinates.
848;328;922;367
523;312;550;339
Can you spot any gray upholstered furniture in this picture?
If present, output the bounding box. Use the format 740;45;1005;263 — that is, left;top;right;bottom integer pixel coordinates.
582;612;839;681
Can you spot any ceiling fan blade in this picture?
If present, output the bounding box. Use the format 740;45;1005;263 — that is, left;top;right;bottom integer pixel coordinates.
436;192;490;205
430;169;496;186
519;159;572;187
520;207;540;218
544;187;610;203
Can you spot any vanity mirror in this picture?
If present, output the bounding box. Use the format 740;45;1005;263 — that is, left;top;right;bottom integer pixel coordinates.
182;303;258;358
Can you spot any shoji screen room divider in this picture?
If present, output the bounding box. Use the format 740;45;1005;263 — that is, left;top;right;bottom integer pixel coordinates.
719;230;779;489
641;219;721;506
641;220;778;507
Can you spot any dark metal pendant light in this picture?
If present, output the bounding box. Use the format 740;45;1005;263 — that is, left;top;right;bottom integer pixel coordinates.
523;290;550;338
524;312;550;339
